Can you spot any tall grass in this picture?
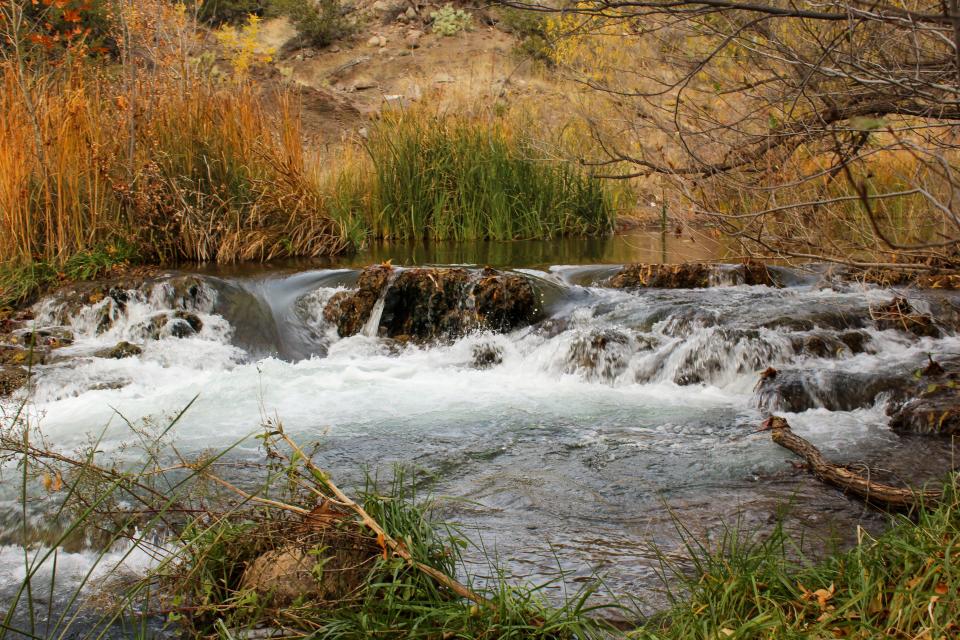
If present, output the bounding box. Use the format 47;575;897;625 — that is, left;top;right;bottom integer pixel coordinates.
363;111;615;241
0;63;349;268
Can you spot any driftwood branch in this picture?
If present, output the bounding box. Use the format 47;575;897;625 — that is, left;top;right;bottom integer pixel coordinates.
761;416;943;510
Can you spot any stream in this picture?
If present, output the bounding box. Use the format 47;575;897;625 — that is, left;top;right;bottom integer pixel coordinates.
1;232;958;633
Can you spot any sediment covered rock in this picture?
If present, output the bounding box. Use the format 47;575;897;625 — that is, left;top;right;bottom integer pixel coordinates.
0;366;28;397
606;262;778;289
323;266;539;341
323;265;394;337
607;263;712;289
240;526;377;607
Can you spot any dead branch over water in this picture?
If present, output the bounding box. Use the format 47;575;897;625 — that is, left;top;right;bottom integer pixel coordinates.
762;415;944;509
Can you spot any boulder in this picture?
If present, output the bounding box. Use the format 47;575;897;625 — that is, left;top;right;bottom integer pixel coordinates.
322;266;539;341
240;538;375;606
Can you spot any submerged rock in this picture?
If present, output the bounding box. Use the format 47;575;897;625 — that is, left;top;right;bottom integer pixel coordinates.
606;262;778;289
756;369;912;413
472;343;503;369
96;341;143;359
565;329;632;381
889;391;960;435
323;266;539;341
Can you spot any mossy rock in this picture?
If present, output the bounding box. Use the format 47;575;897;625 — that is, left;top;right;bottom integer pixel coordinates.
96;341;143;359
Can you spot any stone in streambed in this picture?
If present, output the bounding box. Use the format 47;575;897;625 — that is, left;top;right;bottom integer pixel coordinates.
755;368;913;413
0;345;47;366
888;357;960;435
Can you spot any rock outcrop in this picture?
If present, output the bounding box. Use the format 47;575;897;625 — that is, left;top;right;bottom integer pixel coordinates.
323;266;539;341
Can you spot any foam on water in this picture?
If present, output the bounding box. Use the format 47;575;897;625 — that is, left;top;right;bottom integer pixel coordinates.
4;264;960;612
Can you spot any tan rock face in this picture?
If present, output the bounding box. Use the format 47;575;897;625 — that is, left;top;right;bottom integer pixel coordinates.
240;536;377;606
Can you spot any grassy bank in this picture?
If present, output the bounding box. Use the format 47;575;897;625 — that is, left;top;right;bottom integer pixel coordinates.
634;484;959;639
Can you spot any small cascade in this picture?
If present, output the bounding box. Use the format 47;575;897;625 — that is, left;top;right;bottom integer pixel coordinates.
6;260;960;621
360;270;398;338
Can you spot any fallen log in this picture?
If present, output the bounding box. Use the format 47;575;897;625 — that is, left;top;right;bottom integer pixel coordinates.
761;416;943;510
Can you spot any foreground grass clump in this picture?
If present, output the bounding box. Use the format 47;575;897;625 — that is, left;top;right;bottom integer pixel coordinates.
364;111;615;241
635;477;959;639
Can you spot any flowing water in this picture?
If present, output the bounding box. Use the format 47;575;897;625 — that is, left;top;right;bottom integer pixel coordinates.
2;233;958;631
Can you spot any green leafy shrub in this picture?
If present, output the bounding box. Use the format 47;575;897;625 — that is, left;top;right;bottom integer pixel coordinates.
498;6;554;64
430;4;472;36
268;0;351;48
